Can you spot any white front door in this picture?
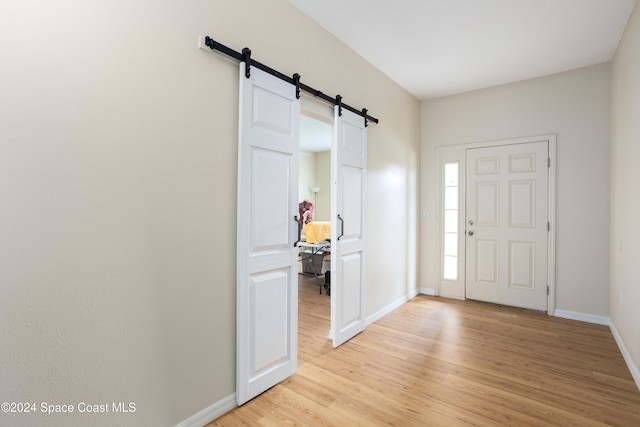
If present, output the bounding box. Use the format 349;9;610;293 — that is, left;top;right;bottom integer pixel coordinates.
331;106;367;348
236;62;299;405
465;141;549;311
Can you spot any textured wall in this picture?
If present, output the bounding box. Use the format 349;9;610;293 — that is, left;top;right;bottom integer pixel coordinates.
610;2;640;384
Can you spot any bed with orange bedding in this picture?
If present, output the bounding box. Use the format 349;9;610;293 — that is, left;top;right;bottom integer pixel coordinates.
304;221;331;243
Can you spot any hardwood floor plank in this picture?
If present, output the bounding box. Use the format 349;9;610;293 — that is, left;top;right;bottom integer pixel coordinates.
208;286;640;426
441;373;603;427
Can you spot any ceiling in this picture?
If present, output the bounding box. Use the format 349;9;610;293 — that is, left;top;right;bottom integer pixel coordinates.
289;0;637;100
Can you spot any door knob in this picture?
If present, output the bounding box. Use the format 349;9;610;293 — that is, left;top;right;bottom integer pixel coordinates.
468;220;474;226
468;230;474;236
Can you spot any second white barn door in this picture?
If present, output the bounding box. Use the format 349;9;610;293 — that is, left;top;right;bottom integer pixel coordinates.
331;106;367;348
465;141;549;311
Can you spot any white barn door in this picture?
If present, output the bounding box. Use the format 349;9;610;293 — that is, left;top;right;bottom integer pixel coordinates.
465;141;549;311
331;106;367;348
236;63;299;405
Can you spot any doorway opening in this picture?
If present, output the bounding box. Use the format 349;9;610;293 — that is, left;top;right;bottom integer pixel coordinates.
298;102;333;362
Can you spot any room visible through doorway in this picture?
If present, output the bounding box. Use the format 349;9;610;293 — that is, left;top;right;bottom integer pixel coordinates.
298;110;332;358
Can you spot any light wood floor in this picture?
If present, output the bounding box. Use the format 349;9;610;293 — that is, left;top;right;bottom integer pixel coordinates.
209;276;640;426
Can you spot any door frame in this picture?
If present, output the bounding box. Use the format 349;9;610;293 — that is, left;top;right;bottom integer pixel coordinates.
435;134;557;314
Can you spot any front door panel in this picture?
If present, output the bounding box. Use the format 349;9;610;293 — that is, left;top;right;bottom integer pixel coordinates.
466;141;548;311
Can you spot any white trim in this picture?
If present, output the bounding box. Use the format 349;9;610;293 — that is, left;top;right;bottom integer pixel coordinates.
547;136;557;315
408;288;420;299
610;322;640;392
553;309;610;326
175;393;236;427
366;292;413;326
437;134;557;153
420;287;436;296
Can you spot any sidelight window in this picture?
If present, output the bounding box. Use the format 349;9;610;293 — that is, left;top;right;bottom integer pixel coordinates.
443;162;459;281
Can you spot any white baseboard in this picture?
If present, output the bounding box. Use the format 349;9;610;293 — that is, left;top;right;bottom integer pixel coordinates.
366;292;413;326
407;288;420;299
419;287;436;296
175;393;236;427
610;322;640;392
553;309;610;326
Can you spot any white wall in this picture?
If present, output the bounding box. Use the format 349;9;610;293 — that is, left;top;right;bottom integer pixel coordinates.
421;63;611;316
0;0;420;425
299;151;316;203
313;151;331;222
610;2;640;384
299;150;330;222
